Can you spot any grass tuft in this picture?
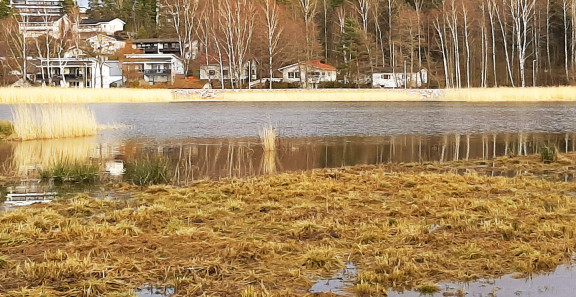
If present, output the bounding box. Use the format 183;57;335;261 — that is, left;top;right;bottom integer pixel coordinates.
126;155;170;185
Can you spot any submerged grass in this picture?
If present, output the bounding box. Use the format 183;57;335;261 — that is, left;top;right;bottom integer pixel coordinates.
0;87;173;104
39;162;100;183
125;155;170;185
0;120;13;140
2;154;576;295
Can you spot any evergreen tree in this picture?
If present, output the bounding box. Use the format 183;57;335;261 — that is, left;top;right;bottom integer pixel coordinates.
61;0;75;15
0;0;12;20
338;17;369;85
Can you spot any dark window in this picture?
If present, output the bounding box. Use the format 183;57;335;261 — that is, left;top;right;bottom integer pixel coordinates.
208;70;216;76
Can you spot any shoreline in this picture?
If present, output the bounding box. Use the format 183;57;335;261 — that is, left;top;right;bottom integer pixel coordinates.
171;86;576;102
2;86;576;103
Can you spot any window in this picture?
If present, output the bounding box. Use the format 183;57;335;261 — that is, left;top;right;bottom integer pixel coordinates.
208;70;216;76
381;74;392;80
223;69;229;77
288;71;300;79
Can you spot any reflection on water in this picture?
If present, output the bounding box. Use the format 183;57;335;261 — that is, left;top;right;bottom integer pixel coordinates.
134;285;175;297
1;132;576;183
389;265;576;297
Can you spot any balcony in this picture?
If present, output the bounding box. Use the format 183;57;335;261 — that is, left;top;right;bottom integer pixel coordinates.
144;69;171;76
64;74;84;80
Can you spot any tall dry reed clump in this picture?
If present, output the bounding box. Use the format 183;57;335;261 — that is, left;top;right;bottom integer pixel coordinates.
11;104;98;140
0;87;173;104
259;125;276;152
259;125;277;174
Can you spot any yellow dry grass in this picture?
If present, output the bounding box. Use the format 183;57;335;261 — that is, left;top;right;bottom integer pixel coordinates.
2;155;576;296
0;87;173;104
11;104;98;140
441;86;576;102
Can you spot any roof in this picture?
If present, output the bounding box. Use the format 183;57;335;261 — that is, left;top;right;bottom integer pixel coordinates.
373;67;427;74
133;38;180;44
278;61;337;71
80;18;125;25
123;54;183;63
87;34;125;42
309;61;336;70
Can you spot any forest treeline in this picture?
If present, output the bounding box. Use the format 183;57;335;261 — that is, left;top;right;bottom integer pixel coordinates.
2;0;576;88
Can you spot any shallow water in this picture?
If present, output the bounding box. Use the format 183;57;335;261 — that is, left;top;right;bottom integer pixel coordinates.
389;265;576;297
309;262;358;295
3;102;576;139
0;102;576;185
134;285;175;297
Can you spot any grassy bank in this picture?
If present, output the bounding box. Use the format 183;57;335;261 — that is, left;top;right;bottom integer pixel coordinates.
3;86;576;103
442;86;576;101
176;86;576;102
0;87;173;104
2;155;576;296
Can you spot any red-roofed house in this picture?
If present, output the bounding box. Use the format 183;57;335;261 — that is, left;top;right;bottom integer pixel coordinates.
278;61;337;87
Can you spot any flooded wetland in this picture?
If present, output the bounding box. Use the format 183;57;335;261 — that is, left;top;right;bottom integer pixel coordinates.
2;101;576;296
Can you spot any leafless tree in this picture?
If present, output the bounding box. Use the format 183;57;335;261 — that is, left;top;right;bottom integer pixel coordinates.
263;0;283;89
163;0;199;75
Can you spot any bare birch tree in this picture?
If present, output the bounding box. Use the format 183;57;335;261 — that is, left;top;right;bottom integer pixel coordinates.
509;0;536;87
163;0;198;75
217;0;256;89
263;0;283;89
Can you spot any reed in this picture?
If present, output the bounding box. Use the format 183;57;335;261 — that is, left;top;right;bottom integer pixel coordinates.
259;125;276;152
259;125;277;174
0;87;173;104
441;86;576;102
11;104;98;140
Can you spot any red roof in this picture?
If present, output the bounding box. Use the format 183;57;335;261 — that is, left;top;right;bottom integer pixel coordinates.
309;61;336;70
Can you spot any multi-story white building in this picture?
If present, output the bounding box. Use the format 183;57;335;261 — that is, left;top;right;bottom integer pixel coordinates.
122;54;185;85
37;57;123;88
9;0;65;37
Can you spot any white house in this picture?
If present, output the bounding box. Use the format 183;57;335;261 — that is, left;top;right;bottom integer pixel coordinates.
372;68;428;88
278;61;337;87
37;58;123;88
78;18;126;36
122;54;185;85
197;56;257;82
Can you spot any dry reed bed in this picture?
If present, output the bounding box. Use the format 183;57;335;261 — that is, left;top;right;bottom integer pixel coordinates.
2;156;576;296
440;86;576;102
11;105;99;140
0;88;173;104
176;86;576;102
3;86;576;103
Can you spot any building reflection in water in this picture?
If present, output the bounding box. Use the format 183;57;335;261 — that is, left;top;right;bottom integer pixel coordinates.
0;132;575;184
